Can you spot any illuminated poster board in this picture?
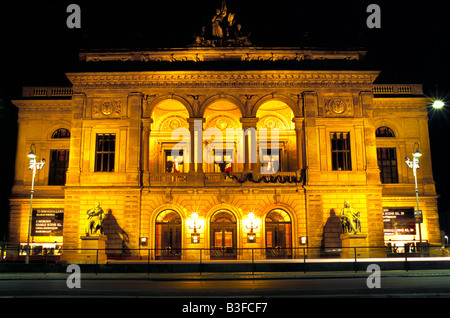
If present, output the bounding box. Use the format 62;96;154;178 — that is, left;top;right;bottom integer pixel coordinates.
31;209;64;236
383;207;416;235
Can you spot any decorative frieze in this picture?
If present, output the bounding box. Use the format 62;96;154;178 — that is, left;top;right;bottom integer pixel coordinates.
67;71;379;90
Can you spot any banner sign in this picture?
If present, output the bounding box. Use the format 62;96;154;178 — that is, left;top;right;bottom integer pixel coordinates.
31;209;64;236
383;207;416;235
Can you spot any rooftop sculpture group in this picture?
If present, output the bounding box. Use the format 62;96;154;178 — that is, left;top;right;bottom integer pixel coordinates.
192;0;252;47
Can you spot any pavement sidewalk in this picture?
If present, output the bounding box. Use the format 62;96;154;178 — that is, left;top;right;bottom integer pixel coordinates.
1;269;450;280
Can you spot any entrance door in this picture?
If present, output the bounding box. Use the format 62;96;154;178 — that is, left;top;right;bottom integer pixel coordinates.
210;211;237;260
155;210;182;260
265;209;292;259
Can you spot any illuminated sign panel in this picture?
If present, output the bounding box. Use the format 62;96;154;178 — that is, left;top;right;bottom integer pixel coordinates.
31;209;64;236
383;207;416;235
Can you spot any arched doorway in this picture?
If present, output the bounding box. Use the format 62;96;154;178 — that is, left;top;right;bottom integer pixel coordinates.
155;210;182;260
210;210;237;260
265;209;292;259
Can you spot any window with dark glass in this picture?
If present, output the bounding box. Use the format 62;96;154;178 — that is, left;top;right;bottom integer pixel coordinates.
375;127;395;137
331;132;352;171
377;148;399;183
213;149;233;173
48;149;69;185
51;128;70;139
95;134;116;172
165;149;184;173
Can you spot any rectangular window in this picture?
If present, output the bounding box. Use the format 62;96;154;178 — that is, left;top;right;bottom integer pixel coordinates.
331;132;352;171
213;149;233;173
165;149;184;173
261;148;282;173
48;150;69;185
377;148;399;183
95;134;116;172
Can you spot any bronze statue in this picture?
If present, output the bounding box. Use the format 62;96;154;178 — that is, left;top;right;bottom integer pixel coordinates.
340;201;361;234
85;201;105;236
212;1;227;39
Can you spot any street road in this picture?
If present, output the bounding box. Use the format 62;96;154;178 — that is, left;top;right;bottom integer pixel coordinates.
2;275;450;298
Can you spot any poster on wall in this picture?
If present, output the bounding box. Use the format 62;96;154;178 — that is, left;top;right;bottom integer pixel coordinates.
31;209;64;236
383;207;416;235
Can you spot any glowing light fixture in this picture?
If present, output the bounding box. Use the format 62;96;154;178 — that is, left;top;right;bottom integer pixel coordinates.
432;100;445;109
189;212;201;243
246;212;258;243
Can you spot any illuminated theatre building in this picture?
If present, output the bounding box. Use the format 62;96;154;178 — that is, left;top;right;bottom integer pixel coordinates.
9;10;441;262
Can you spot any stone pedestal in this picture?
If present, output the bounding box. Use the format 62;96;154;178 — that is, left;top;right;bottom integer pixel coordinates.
79;235;107;264
340;233;367;258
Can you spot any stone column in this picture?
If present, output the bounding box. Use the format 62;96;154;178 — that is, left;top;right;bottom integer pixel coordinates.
292;117;305;172
187;117;204;173
360;91;381;185
127;92;143;185
66;93;86;186
302;91;320;184
141;118;153;187
240;117;258;173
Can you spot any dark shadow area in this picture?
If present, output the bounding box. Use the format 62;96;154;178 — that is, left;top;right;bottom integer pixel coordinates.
322;209;343;257
102;209;131;258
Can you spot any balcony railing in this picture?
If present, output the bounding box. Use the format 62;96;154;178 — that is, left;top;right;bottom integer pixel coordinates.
372;84;423;95
149;171;305;187
150;173;188;186
22;86;73;98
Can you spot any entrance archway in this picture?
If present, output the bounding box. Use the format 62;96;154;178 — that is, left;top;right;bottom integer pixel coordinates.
155;210;182;259
265;209;292;259
210;210;237;260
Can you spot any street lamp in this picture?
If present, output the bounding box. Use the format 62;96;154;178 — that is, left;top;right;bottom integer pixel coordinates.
26;144;45;264
432;100;445;109
405;142;423;245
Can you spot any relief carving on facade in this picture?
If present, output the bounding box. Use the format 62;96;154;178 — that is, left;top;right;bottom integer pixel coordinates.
92;99;123;118
323;97;354;117
159;116;189;131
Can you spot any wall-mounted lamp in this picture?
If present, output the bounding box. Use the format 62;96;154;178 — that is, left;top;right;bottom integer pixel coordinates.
189;212;201;244
299;236;308;245
246;212;258;243
140;237;148;246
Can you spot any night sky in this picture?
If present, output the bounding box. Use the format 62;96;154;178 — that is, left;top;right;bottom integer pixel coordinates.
0;1;450;240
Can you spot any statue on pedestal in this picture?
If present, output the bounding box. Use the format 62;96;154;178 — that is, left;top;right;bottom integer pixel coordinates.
85;201;105;236
340;201;361;234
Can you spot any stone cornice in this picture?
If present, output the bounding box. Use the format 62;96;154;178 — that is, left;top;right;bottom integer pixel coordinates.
79;47;367;63
12;100;72;108
66;70;380;89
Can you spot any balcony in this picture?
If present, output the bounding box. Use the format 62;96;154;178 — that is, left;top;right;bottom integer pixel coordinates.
149;171;305;187
149;173;188;186
22;86;73;98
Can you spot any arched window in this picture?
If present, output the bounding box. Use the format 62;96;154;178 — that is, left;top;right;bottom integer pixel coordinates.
265;209;292;259
210;210;237;260
375;127;395;137
375;126;399;183
155;210;182;259
51;128;70;139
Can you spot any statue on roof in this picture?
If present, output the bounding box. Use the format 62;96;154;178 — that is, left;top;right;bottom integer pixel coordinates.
212;0;227;39
191;0;252;47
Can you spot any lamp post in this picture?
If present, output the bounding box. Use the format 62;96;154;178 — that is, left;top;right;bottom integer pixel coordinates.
26;144;45;264
405;142;422;245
